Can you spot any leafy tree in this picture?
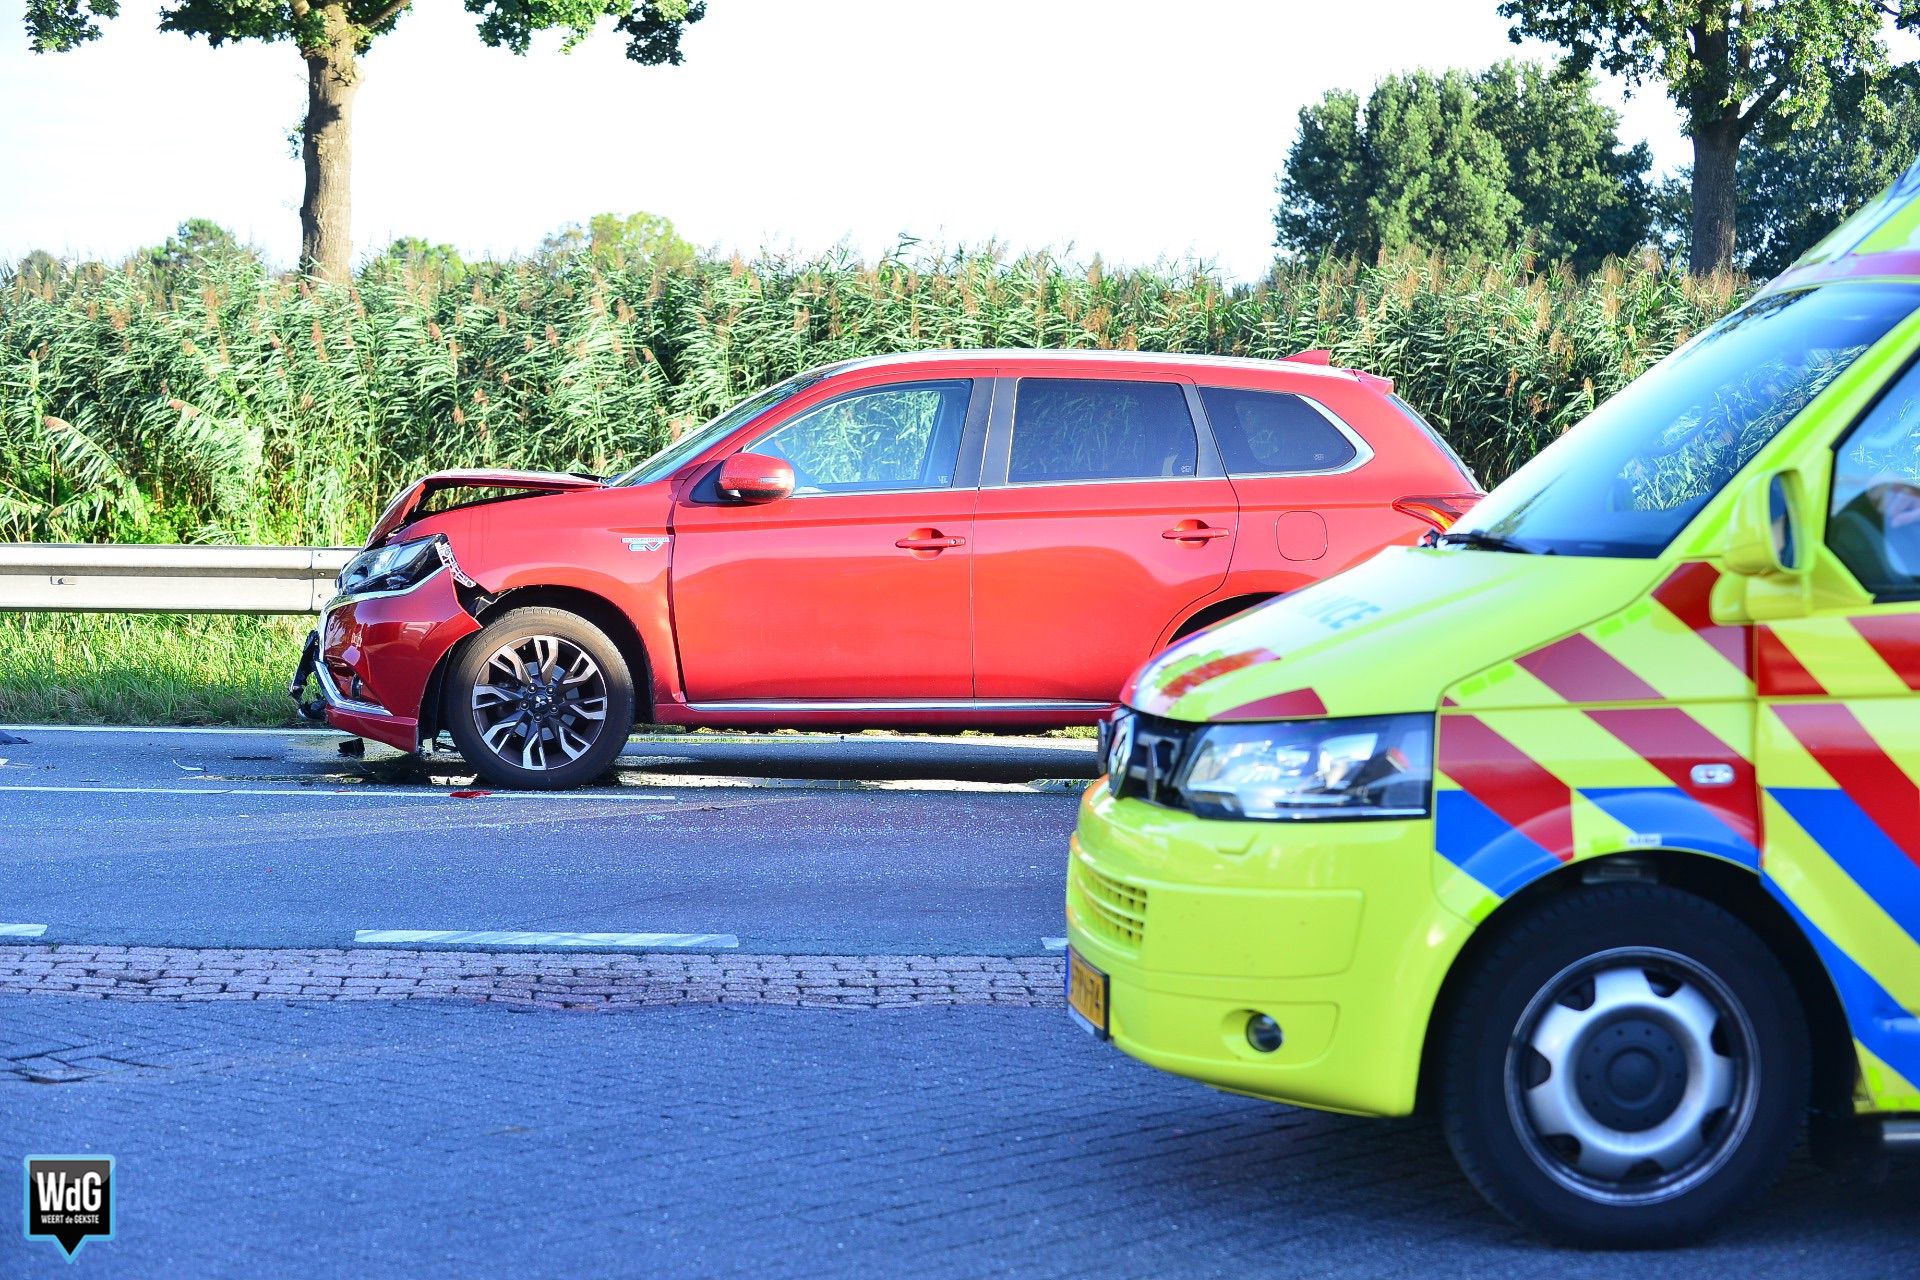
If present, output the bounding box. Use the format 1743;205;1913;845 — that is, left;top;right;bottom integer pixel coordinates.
1740;63;1920;275
1273;88;1374;259
1499;0;1917;274
1654;63;1920;275
1274;62;1652;271
1277;70;1518;261
1474;62;1654;271
10;249;66;291
362;236;469;284
142;217;258;278
539;210;697;271
23;0;708;283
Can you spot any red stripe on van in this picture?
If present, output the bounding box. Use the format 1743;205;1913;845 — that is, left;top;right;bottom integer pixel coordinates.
1438;715;1575;861
1516;633;1663;704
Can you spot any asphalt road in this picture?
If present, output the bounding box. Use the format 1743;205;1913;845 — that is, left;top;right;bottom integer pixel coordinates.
0;726;1090;953
4;998;1914;1279
3;723;1913;1277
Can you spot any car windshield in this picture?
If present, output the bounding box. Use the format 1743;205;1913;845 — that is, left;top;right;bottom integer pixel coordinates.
1446;283;1920;557
610;371;825;487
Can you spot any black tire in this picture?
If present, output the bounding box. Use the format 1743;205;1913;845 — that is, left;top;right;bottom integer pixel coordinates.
443;606;635;791
1437;883;1808;1248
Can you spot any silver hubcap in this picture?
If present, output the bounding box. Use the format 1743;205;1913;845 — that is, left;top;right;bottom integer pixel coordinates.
1506;948;1757;1205
470;634;609;771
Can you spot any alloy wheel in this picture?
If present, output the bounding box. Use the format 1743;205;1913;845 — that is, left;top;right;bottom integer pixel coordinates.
469;633;610;771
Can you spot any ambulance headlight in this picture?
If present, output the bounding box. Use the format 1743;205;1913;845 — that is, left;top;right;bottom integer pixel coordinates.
1176;713;1433;821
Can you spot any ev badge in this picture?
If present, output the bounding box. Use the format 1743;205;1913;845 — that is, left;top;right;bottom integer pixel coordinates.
622;536;668;553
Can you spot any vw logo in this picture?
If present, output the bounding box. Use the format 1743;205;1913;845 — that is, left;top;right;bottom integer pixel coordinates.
1106;714;1135;791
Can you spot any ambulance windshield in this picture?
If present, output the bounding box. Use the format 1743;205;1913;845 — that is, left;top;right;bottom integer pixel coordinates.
1447;283;1920;558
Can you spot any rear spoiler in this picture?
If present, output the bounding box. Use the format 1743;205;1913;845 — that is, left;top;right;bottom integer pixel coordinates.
1285;348;1394;394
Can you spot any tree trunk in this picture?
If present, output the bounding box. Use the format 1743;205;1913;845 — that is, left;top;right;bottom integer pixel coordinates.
299;5;360;283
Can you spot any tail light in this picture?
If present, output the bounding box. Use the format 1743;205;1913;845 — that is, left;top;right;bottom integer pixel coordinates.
1394;492;1484;533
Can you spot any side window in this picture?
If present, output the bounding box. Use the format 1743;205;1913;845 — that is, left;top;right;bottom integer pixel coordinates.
751;380;972;494
1009;379;1197;484
1830;360;1920;596
1197;386;1360;475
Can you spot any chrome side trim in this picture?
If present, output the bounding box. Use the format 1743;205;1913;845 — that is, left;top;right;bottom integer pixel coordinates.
683;698;1109;713
989;473;1224;492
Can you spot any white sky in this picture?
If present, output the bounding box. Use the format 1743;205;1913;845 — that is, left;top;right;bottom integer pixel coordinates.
0;0;1701;281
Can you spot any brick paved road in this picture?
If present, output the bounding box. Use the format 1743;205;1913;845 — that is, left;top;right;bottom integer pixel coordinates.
2;995;1913;1279
0;946;1064;1024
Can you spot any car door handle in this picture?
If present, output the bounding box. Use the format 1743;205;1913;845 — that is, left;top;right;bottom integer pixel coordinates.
1162;525;1230;541
896;534;966;550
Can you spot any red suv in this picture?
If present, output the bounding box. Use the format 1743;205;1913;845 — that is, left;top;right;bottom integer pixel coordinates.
291;349;1480;787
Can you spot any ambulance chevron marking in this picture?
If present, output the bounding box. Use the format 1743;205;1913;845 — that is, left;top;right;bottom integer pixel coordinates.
1436;715;1574;861
1515;633;1664;703
1770;702;1920;871
1757;626;1827;696
1650;562;1750;676
1765;883;1920;1090
1585;707;1758;848
1216;688;1326;720
1849;615;1920;691
1434;790;1564;896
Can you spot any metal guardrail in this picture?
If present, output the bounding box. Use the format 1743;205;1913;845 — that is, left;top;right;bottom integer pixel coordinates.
0;544;354;614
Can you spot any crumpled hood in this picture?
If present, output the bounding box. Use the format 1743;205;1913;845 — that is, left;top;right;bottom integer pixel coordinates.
1127;547;1661;722
366;469;600;547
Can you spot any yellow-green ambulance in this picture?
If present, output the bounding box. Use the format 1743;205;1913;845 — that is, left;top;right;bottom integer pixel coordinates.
1069;164;1920;1246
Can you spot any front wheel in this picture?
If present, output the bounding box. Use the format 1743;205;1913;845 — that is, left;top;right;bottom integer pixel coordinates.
1437;883;1808;1248
443;607;635;790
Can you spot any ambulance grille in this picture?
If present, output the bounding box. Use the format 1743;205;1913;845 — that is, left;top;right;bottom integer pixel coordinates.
1077;864;1149;950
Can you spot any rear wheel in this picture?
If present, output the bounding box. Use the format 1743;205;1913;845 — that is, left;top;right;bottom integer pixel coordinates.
443;607;635;790
1438;883;1807;1248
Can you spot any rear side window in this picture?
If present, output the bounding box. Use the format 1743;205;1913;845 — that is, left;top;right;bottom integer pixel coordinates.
1197;387;1359;475
1010;379;1197;483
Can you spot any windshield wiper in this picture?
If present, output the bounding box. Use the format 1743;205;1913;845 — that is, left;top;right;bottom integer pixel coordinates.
1433;529;1549;554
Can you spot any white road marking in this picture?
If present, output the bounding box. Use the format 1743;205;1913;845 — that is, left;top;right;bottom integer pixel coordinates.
0;784;677;801
7;723;1095;753
0;924;48;937
614;771;1082;795
353;930;738;949
1042;937;1068;950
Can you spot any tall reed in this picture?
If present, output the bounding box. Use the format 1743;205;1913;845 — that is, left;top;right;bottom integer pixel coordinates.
0;247;1744;545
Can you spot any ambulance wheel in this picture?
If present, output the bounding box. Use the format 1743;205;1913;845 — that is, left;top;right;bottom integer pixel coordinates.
1437;883;1807;1248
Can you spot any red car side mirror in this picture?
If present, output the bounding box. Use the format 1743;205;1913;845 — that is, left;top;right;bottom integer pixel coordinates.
717;452;795;504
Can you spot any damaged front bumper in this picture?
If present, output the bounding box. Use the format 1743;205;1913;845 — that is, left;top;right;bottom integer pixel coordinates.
289;566;482;752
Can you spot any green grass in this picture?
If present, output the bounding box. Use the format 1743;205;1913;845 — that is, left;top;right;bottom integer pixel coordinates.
0;613;1111;732
0;613;308;726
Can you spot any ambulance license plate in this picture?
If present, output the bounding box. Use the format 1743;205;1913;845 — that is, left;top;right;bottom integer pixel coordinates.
1066;947;1109;1039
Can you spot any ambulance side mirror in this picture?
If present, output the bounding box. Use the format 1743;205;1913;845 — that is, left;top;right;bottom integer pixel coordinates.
1725;469;1810;579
